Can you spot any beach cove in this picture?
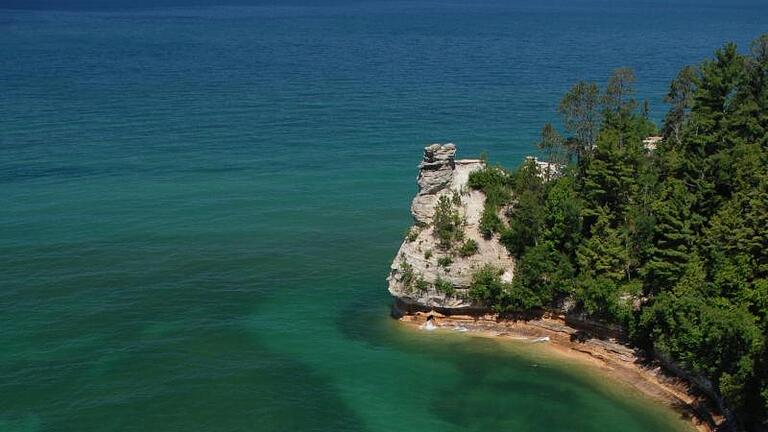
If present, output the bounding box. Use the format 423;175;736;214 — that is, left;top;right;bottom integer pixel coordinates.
2;1;767;431
396;310;716;432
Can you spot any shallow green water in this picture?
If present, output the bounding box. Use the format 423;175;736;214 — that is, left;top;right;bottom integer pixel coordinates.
3;1;766;430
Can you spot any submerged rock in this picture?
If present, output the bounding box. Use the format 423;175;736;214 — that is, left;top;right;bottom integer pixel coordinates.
387;144;515;311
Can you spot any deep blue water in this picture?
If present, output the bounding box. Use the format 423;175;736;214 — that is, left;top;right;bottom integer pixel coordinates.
1;1;766;431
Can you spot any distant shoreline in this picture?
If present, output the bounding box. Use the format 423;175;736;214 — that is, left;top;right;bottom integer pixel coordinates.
395;310;721;432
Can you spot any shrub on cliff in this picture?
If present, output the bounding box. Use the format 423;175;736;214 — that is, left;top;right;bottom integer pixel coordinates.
468;166;510;192
468;265;506;305
468;265;542;312
405;227;420;242
434;277;455;296
458;239;479;257
479;207;503;239
500;279;543;311
469;166;513;238
433;195;464;249
399;258;415;291
414;277;429;292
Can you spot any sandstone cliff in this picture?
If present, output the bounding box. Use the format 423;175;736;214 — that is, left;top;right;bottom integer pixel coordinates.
387;144;515;311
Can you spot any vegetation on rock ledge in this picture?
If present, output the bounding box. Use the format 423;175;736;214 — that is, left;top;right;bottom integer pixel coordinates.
433;195;465;249
458;239;479;257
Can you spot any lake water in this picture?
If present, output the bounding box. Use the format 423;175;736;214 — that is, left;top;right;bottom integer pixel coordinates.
2;1;766;430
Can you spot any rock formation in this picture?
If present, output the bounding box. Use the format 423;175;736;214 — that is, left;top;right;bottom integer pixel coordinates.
410;144;457;225
387;144;515;312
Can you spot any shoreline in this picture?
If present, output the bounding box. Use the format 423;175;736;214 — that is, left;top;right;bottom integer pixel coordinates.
396;310;723;432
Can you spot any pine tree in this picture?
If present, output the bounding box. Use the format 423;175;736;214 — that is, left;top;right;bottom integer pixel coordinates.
542;175;583;257
686;43;745;157
731;35;768;148
515;241;574;306
501;189;545;257
576;206;628;282
602;67;638;147
680;43;746;216
704;168;768;279
641;179;695;293
581;137;637;220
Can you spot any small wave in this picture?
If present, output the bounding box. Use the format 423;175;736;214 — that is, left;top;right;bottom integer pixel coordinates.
420;320;437;331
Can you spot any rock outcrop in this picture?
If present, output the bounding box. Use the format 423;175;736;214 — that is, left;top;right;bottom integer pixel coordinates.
411;144;457;225
387;144;515;311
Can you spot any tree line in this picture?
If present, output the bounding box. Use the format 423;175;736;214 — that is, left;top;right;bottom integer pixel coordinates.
467;35;768;430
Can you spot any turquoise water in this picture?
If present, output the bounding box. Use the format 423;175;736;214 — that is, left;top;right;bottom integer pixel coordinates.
2;1;766;430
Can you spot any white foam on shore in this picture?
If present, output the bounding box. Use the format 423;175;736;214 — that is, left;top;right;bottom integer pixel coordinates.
420;320;437;331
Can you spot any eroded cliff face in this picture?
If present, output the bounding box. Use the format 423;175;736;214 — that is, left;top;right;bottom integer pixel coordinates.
387;144;515;311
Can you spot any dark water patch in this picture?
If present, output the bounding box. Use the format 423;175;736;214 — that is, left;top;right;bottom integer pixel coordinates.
0;164;116;184
334;292;394;349
0;327;367;432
